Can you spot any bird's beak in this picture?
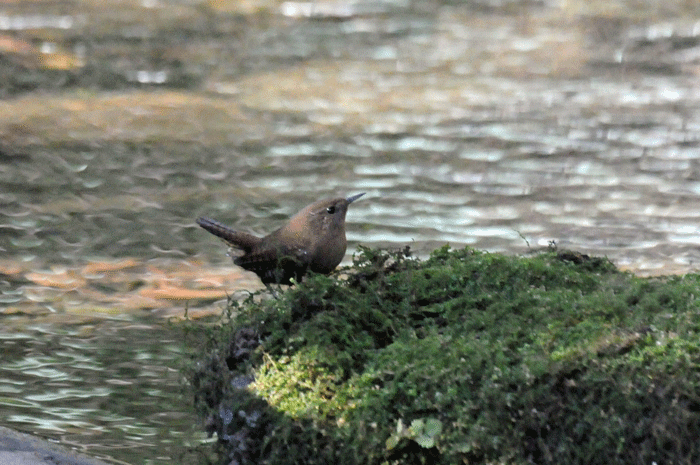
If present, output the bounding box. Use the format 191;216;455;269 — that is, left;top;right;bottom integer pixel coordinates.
346;193;365;204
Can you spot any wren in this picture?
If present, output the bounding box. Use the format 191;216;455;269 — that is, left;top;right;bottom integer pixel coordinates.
196;193;365;284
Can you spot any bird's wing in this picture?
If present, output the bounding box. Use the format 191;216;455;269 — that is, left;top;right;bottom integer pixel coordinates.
234;242;309;269
234;242;311;284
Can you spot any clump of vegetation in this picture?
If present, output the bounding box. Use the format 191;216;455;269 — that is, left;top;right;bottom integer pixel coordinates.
184;245;700;464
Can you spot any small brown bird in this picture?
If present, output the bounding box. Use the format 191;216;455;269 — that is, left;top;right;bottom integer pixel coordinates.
196;193;365;284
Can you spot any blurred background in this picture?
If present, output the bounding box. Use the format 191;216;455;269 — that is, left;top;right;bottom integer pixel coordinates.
3;0;700;463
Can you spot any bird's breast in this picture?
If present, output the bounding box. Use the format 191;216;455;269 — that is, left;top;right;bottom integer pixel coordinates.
309;230;347;274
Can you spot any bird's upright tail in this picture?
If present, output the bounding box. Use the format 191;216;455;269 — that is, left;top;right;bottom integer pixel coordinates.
196;217;262;252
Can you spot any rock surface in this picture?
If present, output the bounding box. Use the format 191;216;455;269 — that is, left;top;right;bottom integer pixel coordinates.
0;427;113;465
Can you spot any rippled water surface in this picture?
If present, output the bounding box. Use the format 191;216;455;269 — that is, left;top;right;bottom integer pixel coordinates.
3;0;700;462
0;315;206;464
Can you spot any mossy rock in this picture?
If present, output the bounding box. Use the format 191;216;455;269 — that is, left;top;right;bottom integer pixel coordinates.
184;245;700;464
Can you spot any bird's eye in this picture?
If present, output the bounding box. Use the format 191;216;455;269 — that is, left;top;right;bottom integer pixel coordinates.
326;206;336;214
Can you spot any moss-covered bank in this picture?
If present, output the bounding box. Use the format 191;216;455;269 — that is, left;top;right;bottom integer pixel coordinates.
184;246;700;464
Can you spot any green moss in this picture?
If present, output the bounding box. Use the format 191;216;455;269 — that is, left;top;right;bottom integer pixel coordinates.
184;246;700;464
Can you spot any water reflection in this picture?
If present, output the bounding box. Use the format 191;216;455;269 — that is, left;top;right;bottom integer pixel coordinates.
0;14;74;30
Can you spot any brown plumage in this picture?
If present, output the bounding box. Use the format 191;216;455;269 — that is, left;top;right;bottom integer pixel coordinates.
196;193;365;284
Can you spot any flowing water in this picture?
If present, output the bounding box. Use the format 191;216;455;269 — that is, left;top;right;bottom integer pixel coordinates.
1;316;203;464
2;0;700;462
